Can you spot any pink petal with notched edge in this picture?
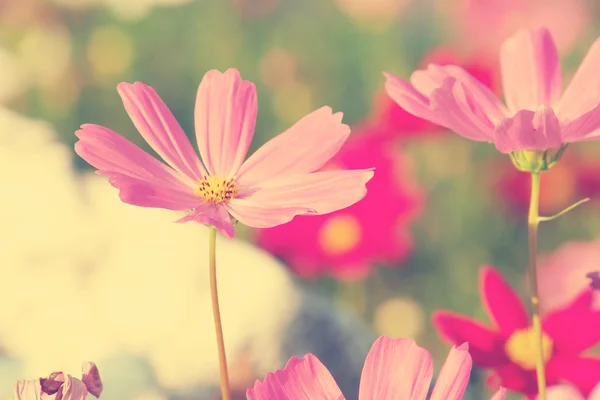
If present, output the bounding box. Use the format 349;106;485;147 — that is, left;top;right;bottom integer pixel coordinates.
117;82;207;181
58;376;88;400
246;354;345;400
542;385;584;400
500;28;562;113
236;107;351;187
358;337;433;400
561;102;600;143
75;124;195;189
493;106;562;153
432;311;508;367
490;387;507;400
194;69;257;178
14;380;42;400
429;78;497;142
545;356;600;396
176;203;235;238
105;174;200;210
543;290;600;355
81;362;102;398
429;343;472;400
480;266;529;336
384;72;445;126
226;199;316;229
238;169;373;215
557;37;600;121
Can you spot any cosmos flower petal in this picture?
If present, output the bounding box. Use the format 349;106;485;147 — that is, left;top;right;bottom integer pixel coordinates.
59;376;88;400
500;28;562;112
543;289;600;354
590;382;600;400
194;68;258;177
432;311;508;367
14;380;42;400
117;82;207;181
493;106;562;153
429;343;472;400
384;72;445;125
561;102;600;142
81;362;102;398
239;170;373;216
75;124;195;191
541;385;585;400
236;107;351;186
486;363;538;394
557;37;600;121
226;199;314;229
246;354;345;400
176;203;235;238
480;266;529;335
490;388;507;400
546;355;600;396
358;337;433;400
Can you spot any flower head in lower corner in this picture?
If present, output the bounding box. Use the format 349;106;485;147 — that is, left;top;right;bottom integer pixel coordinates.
13;362;102;400
543;382;600;399
75;68;374;238
433;266;600;397
256;130;423;280
246;336;506;400
385;28;600;172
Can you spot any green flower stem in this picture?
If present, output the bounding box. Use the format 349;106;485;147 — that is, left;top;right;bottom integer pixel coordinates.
209;226;231;400
537;198;590;222
528;172;547;400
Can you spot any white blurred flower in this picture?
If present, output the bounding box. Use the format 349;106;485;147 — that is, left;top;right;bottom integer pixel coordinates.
0;48;28;103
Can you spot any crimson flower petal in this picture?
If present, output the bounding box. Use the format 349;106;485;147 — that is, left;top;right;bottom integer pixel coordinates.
546;355;600;396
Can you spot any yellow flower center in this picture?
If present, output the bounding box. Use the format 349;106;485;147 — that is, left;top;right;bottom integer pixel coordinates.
318;214;362;256
504;327;553;370
195;176;238;205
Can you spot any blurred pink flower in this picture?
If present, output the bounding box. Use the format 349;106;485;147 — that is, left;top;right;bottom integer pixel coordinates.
433;266;600;397
255;130;423;280
14;362;102;400
75;68;373;238
246;335;506;400
543;382;600;399
369;46;499;141
446;0;591;57
537;240;600;315
385;28;600;158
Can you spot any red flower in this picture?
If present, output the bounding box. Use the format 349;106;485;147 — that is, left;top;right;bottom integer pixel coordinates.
255;130;423;280
433;266;600;397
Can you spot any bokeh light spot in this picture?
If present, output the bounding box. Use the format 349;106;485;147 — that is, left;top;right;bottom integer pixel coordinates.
318;214;362;256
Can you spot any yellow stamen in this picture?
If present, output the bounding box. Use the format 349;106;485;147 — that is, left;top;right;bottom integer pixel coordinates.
195;176;238;205
318;214;362;256
505;326;553;370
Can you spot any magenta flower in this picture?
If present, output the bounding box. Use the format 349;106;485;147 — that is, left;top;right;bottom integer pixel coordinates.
246;336;506;400
75;69;374;238
13;362;102;400
384;28;600;171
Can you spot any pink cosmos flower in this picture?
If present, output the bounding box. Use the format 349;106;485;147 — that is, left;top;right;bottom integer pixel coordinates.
75;69;374;238
433;266;600;397
14;362;102;400
256;130;423;280
384;28;600;163
246;335;506;400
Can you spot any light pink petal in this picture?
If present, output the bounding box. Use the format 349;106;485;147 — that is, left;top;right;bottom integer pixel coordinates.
557;37;600;121
81;362;102;398
117;82;207;181
246;354;345;400
176;203;235;238
590;381;600;400
561;102;600;142
194;68;257;177
358;336;433;400
236;107;351;187
500;28;562;112
429;343;473;400
14;380;42;400
384;72;445;125
228;169;373;228
493;106;562;153
490;387;507;400
59;376;88;400
543;385;584;400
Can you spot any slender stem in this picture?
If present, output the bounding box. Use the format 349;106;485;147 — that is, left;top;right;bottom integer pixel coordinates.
537;197;590;222
209;226;231;400
528;172;547;400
